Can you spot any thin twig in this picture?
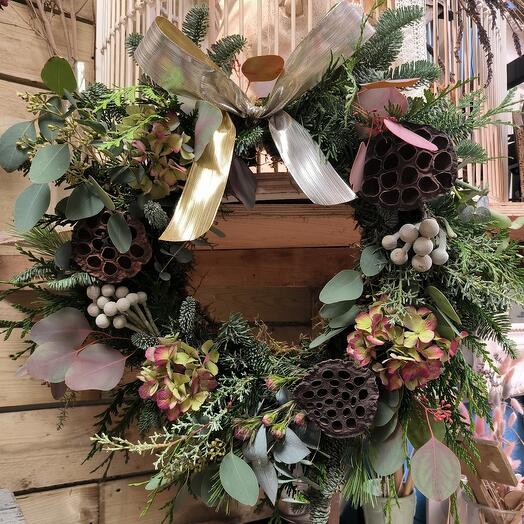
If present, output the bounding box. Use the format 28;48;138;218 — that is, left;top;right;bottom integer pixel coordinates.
34;0;60;55
69;0;79;61
55;0;73;61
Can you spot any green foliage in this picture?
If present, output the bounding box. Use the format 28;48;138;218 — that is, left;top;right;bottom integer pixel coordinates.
126;32;144;57
455;140;489;167
182;4;209;47
386;60;441;86
208;34;247;75
234;126;265;158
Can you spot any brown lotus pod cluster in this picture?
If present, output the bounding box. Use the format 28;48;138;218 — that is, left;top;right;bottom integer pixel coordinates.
294;359;379;439
72;211;152;283
361;123;457;210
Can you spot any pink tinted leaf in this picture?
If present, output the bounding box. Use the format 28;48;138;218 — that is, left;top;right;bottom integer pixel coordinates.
360;78;420;90
383;119;438;152
65;344;126;391
25;341;77;383
30;307;91;347
349;142;367;192
51;381;67;400
193;101;222;161
411;437;461;501
357;87;408;117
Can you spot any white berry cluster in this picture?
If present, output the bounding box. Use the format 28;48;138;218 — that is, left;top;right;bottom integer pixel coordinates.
86;284;160;335
381;218;449;273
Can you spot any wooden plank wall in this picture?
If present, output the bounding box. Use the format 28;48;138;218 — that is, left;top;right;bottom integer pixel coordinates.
0;3;356;522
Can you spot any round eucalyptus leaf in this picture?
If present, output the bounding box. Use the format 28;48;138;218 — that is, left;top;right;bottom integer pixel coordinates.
29;143;71;183
319;270;363;304
54;241;72;270
41;57;77;96
219;452;259;506
360;245;387;277
87;176;115;210
369;426;407;476
319;301;354;320
411;438;461;501
107;213;132;253
309;327;345;349
65;184;104;220
328;305;359;329
0;121;36;172
14;183;50;232
373;398;396;427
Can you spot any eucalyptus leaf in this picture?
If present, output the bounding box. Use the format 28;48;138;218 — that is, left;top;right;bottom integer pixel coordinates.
38;97;64;141
219;452;259;506
328;305;359;329
65;184;104;220
319;301;354;320
272;428;310;464
79;119;108;134
369;427;406;476
360;245;387;277
209;225;225;238
426;286;461;324
243;425;268;462
319;270;363;304
372;413;399;442
107;213;132;253
374;398;396;427
87;176;115;210
14;183;50;232
510;216;524;230
29;143;71;183
41;56;77;96
0;120;36;172
309;327;345;349
54;241;72;270
489;209;512;229
174;248;193;263
253;461;278;505
411;438;461;501
407;407;446;449
145;473;169;491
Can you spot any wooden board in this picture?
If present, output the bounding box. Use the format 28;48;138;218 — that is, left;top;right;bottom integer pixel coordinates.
195;286;314;323
192;247;356;288
16;484;98;524
0;4;94;84
99;476;270;524
210;204;359;249
1;406;152;491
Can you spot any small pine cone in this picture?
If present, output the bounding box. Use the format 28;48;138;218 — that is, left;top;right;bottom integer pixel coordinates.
242;342;274;376
132;332;158;350
138;400;161;434
178;297;198;337
144;200;169;231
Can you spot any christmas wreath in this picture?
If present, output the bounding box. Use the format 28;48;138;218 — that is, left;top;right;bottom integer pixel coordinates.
0;3;523;523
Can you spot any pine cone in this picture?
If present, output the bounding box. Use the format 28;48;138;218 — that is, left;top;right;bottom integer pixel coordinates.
143;201;169;231
131;332;158;350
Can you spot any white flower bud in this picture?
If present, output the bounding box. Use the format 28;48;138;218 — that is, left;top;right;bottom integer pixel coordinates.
96;296;110;308
431;248;449;266
390;248;408;265
95;313;110;329
412;254;433;272
381;234;399;251
103;301;119;317
115;286;129;299
127;292;139;305
116;297;131;312
86;285;101;300
137;291;148;304
112;315;127;329
399;223;419;244
413;237;434;256
87;303;100;317
419;218;440;239
101;284;116;297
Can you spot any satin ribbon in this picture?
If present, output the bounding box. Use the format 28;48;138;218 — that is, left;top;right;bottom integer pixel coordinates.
135;1;374;242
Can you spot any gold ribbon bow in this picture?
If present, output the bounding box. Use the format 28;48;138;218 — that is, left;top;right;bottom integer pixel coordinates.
135;1;374;242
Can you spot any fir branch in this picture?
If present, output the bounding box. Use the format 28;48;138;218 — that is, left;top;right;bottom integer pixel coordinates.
182;4;209;47
235;126;265;157
386;60;441;86
208;34;247;75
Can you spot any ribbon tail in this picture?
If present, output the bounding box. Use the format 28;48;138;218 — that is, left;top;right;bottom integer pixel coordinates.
159;113;236;242
269;112;356;205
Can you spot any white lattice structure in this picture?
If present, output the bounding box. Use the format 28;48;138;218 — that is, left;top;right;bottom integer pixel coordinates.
95;0;514;202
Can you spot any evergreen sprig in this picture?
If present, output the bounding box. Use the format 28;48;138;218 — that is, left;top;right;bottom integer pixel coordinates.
182;4;209;47
208;34;247;75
